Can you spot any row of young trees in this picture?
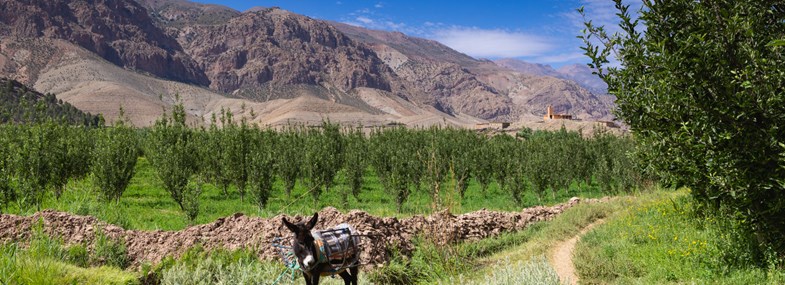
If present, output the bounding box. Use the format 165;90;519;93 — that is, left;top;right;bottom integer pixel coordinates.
0;103;644;221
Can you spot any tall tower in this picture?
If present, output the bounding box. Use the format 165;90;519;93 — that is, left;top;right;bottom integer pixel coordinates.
544;105;553;120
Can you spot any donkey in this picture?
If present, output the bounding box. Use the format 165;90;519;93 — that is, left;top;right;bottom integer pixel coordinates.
282;213;359;285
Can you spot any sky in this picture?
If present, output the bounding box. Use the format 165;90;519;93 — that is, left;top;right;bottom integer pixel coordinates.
191;0;630;67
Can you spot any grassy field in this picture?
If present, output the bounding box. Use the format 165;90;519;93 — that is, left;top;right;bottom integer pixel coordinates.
574;189;785;284
4;157;608;230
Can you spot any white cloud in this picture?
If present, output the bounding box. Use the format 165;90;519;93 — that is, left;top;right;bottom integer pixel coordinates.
529;52;588;64
356;16;374;24
375;2;384;8
432;27;552;58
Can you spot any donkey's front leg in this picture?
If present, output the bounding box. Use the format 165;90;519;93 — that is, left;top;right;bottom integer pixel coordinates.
310;273;320;285
303;272;313;285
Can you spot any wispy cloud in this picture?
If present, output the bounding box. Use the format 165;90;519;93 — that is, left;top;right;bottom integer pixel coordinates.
374;2;384;8
529;52;588;64
432;27;551;58
356;16;374;24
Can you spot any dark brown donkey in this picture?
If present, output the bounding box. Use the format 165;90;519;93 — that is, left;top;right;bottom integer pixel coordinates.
282;213;360;285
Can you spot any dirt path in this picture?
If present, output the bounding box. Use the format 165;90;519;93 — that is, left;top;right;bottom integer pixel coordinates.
550;219;606;285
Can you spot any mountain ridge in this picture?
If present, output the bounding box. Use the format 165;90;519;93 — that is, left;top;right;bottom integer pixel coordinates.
0;0;614;127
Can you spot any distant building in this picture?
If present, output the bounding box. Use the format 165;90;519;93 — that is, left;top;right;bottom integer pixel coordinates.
543;105;573;120
475;121;511;130
597;120;620;128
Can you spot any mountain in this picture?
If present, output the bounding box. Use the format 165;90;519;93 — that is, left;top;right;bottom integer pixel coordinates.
0;78;102;125
495;58;608;94
0;0;208;85
0;0;614;127
556;64;608;95
334;23;613;121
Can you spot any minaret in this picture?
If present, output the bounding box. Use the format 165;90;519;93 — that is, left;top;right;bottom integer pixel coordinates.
544;105;553;120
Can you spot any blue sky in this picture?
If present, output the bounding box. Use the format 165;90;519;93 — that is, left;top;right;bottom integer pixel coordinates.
192;0;627;67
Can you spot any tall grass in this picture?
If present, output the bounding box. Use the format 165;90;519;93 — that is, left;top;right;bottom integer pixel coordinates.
574;189;785;284
0;220;137;285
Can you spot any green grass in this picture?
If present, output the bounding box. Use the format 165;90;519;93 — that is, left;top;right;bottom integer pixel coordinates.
426;193;636;285
147;246;368;285
0;222;137;285
4;157;608;230
574;189;785;284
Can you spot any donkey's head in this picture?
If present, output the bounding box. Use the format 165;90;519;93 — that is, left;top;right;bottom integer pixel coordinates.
282;213;319;270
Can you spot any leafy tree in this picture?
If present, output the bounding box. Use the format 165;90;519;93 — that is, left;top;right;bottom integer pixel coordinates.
14;122;60;210
50;125;94;199
0;126;14;212
276;127;303;198
146;101;201;220
581;0;785;258
303;121;344;204
472;136;495;195
506;140;528;205
370;128;418;213
449;129;479;199
92;117;139;204
344;127;368;202
524;135;550;202
419;127;453;209
247;129;276;210
203;110;233;197
226;117;251;202
489;134;515;196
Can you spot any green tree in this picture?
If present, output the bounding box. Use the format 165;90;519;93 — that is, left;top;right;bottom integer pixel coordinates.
303;121;344;204
247;129;276;210
146;101;201;222
276;127;303;198
14;122;60;210
0;126;14;212
472;136;495;195
489;134;515;196
370;128;418;213
344;127;368;202
226;117;251;202
92;118;139;204
581;0;785;258
203;109;233;197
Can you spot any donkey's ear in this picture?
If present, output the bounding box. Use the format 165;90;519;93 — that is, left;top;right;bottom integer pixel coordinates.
282;217;297;232
306;213;318;230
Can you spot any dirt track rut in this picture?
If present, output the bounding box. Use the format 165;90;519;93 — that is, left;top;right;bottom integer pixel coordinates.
550;219;606;285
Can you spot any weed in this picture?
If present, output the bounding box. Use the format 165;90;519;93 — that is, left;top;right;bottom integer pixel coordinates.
91;226;129;269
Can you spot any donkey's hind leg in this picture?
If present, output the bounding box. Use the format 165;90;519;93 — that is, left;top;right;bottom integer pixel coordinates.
339;270;352;285
350;266;359;285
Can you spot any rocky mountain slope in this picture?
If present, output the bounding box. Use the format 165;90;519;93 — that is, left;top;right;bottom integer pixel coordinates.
334;23;614;121
0;0;614;126
495;58;608;94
